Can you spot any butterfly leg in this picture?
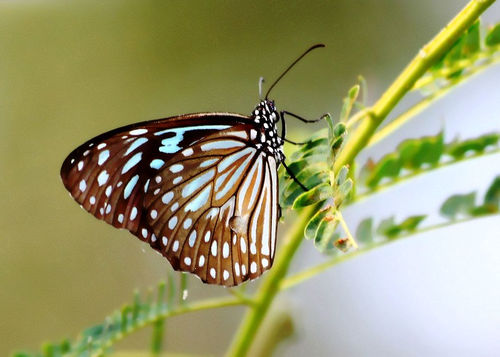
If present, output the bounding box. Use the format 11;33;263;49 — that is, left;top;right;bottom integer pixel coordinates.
281;110;329;124
284;138;307;145
282;162;308;192
279;111;306;145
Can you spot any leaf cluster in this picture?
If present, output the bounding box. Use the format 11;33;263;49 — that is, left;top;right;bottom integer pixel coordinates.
356;175;500;243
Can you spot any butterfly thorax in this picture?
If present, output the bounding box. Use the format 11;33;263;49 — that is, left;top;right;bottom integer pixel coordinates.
251;100;284;163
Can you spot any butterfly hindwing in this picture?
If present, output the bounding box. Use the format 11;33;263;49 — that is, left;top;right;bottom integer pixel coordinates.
145;127;278;286
60;113;278;286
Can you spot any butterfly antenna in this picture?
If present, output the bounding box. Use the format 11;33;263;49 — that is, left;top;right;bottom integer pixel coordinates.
265;43;325;100
258;77;265;98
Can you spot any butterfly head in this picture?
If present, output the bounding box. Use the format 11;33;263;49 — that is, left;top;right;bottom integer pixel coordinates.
252;99;284;163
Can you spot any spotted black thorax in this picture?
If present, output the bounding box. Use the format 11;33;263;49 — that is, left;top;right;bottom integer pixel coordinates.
251;100;284;163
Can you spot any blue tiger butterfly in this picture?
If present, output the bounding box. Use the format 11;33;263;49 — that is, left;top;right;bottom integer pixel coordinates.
60;44;325;286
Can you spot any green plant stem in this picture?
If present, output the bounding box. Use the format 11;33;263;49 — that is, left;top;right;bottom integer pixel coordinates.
225;206;314;357
334;0;496;174
281;213;499;290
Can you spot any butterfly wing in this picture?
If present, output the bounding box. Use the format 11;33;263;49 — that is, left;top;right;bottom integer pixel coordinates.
60;113;278;286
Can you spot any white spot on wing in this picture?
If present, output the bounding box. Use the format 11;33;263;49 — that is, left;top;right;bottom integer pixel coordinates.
130;207;138;220
122;152;142;174
223;242;229;258
162;191;174;204
182;148;194;156
173;176;182;185
200;158;218;168
211;241;217;256
98;150;110;165
262;258;269;268
201;140;245;151
183;218;192;229
169;164;183;173
150;159;164;169
97;170;109;187
184;185;211;212
168;216;178;229
130;128;148;135
188;231;197;247
124;137;148;156
182;169;215;198
124;175;139;199
79;180;87;192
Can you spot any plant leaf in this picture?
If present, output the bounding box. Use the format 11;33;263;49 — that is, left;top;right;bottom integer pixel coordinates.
440;192;476;219
486;23;500;46
355;218;373;244
304;207;331;240
484;176;500;208
293;183;333;209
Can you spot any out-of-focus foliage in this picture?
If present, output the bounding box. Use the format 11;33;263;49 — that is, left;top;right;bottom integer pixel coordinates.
358;131;499;191
415;20;500;93
354;175;500;246
13;278;188;357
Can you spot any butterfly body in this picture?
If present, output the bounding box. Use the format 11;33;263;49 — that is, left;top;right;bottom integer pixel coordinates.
61;100;283;286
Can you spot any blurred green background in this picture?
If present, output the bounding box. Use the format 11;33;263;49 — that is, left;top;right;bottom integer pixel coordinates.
1;1;498;355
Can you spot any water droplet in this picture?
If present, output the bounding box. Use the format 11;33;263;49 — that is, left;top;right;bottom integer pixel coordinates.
182;289;188;300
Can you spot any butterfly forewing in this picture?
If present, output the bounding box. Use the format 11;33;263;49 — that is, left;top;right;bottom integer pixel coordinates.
61;113;278;286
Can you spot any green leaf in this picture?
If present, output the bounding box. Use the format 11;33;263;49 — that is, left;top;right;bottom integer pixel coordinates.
314;219;340;254
340;85;360;121
336;165;349;185
365;153;401;188
440;192;476;219
484;176;500;208
304;207;331;240
399;215;426;231
446;133;499;159
398;138;423;169
469;204;498;216
333;122;347;137
411;132;444;167
337;179;353;197
355;218;373;244
376;216;402;238
462;21;480;56
486;23;500;46
293;183;333;209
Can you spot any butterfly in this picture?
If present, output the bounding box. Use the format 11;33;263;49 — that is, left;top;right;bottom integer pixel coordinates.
60;44;325;286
